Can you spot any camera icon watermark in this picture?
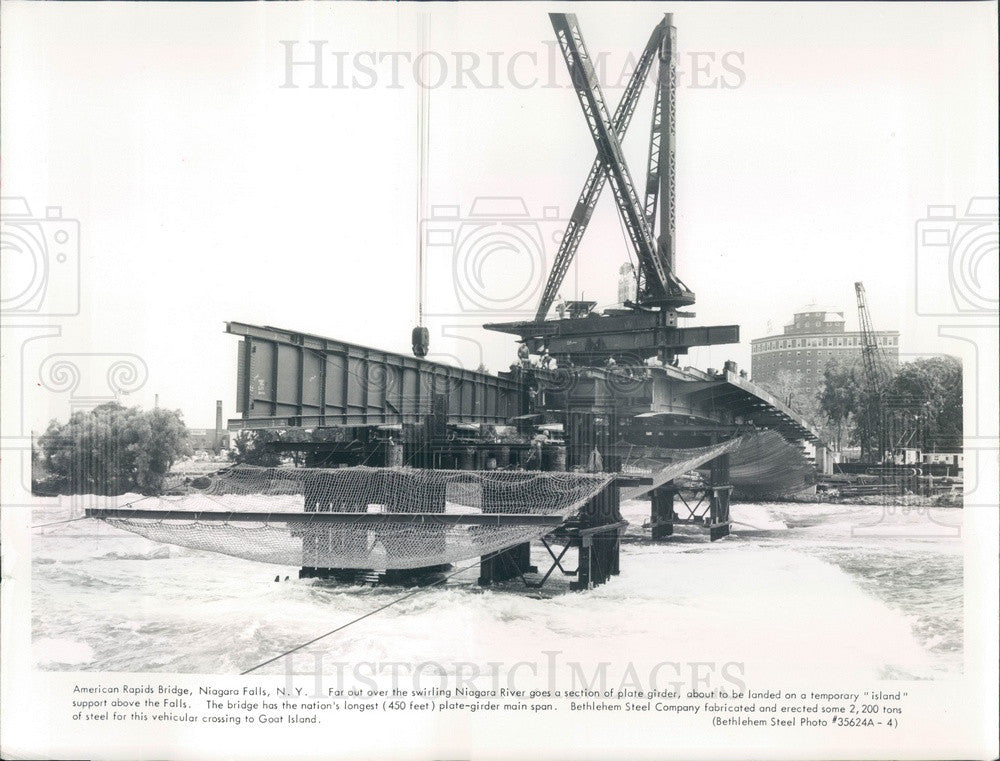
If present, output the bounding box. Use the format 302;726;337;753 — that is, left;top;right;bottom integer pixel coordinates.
1;197;81;317
914;196;998;316
3;352;148;511
420;196;575;319
847;350;967;539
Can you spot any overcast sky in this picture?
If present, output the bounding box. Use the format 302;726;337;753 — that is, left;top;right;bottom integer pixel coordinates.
2;1;997;430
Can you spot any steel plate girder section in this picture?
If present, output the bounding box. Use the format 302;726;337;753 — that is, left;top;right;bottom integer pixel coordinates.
228;408;514;430
653;386;774;427
488;310;666;338
652;379;725;401
499;328;739;360
675;389;812;437
227;322;522;425
648;391;728;422
228;322;518;389
649;377;822;442
723;371;816;426
677;387;751;407
489;315;737;343
86;508;566;527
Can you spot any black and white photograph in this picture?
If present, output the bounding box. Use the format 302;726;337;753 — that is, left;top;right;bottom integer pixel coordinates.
1;2;997;759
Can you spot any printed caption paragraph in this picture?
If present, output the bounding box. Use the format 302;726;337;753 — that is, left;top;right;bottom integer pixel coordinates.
69;683;909;729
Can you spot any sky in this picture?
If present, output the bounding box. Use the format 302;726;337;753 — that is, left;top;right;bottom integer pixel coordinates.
2;1;997;431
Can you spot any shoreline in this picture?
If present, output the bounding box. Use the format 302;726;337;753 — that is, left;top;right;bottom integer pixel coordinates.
740;493;962;507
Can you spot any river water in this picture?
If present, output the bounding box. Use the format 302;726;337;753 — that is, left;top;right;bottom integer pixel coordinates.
31;497;962;682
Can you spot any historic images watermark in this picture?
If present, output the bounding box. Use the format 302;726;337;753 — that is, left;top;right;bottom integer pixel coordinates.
2;196;80;510
1;196;80;318
280;652;748;698
420;196;569;321
414;194;659;397
913;197;998;317
278;40;746;92
913;198;998;532
1;197;149;511
921;198;1000;548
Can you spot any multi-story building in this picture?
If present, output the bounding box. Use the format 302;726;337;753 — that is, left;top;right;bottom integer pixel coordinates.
188;429;230;453
750;307;899;400
187;402;229;453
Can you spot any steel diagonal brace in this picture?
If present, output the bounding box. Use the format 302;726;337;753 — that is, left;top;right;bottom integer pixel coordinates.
534;19;665;321
548;13;685;305
644;16;688;290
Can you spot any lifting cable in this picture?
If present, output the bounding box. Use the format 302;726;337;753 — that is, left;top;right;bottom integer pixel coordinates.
30;516;89;530
415;14;431;329
31;493;159;530
240;551;501;676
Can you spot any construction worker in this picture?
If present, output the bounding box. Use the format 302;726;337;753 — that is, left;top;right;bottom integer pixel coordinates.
556;296;567;319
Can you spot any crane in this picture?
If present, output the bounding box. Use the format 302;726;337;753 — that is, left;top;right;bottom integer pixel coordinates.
486;13;737;366
532;17;669;322
538;13;693;319
855;282;892;400
855;281;915;464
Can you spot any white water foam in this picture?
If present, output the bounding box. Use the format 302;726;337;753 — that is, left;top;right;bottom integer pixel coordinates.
30;497;961;680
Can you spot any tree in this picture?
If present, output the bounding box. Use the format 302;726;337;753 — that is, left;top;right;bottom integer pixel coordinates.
818;360;862;452
759;370;831;441
280;427;313;467
759;369;799;407
886;355;962;451
36;403;191;495
817;354;963;460
229;430;282;467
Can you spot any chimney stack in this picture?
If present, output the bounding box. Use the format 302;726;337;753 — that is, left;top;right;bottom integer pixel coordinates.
214;401;223;454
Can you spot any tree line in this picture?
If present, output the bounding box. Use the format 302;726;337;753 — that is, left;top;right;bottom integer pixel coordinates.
33;403;307;496
32;355;963;495
34;403;192;496
765;355;962;458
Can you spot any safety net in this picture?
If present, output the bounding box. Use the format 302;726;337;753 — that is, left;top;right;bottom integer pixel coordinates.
616;431;812;498
89;466;613;570
726;429;814;497
617;438;745;500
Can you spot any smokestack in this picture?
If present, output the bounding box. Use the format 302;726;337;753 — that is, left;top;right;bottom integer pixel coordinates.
214;401;223;454
154;394;159;409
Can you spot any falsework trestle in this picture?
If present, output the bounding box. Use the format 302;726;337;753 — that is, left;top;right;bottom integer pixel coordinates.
477;480;626;591
648;451;732;541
